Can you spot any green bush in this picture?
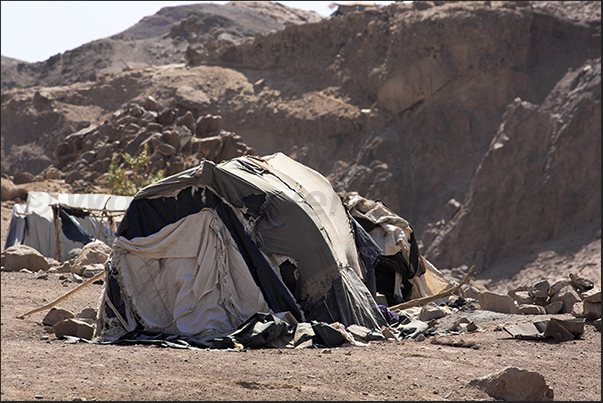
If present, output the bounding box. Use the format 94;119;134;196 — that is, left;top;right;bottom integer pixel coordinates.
107;143;165;196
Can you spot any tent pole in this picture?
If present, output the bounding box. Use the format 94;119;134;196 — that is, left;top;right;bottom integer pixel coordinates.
52;205;62;263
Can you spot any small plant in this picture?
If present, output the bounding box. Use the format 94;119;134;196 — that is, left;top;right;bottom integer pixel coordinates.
107;143;164;196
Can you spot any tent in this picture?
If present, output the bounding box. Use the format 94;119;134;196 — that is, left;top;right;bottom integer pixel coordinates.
3;191;133;262
96;153;450;348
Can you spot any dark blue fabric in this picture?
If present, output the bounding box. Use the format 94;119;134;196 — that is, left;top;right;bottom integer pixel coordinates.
350;216;381;297
59;208;94;244
111;186;303;323
3;214;25;249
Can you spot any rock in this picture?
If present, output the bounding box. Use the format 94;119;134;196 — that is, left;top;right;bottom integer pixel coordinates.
177;110;196;133
75;308;98;321
419;302;447;321
468;366;554;401
80;263;105;278
12;171;35;184
508;289;533;305
573;300;601;321
1;245;49;272
544;300;563;314
569;273;594;290
144;96;158;112
550;285;582;314
478;291;517;314
548;278;572;297
1;177;19;201
594;318;601;331
42;308;75;326
73;241;112;268
45;167;62;180
53;318;95;340
581;288;601;303
441;198;461;221
529;279;550;306
517;304;546;315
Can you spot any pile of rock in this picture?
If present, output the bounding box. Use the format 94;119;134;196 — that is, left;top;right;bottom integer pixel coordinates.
473;273;600;321
53;96;255;187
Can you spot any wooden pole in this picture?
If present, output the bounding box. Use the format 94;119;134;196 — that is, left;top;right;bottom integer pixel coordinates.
16;271;106;319
52;205;62;263
388;265;476;312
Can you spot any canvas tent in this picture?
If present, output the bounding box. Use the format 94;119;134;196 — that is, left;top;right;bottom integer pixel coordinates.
4;191;133;262
96;153;450;348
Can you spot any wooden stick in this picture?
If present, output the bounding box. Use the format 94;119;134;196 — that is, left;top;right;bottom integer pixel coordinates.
16;271;106;319
389;265;476;312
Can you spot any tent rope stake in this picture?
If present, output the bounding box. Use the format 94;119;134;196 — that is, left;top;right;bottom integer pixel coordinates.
16;271;106;319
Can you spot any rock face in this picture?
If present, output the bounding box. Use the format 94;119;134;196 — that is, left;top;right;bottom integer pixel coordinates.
1;1;601;282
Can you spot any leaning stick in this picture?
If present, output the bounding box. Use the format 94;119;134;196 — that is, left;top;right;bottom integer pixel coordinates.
388;265;476;312
16;271;106;319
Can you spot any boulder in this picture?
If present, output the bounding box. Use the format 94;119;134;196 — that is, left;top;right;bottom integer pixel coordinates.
550;285;582;314
544;301;563;314
528;279;550;306
548;278;572;297
53;318;95;340
469;366;554;401
42;308;75;327
569;273;594;291
478;291;517;314
1;245;49;272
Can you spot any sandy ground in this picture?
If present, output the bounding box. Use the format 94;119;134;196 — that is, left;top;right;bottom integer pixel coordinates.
1;180;601;401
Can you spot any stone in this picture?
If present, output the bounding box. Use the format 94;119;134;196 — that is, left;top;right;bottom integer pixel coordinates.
529;279;550;306
144;96;158;112
508;289;533;305
544;301;563;314
12;171;35;184
45;167;61;180
548;279;572;297
1;177;19;201
581;288;601;303
468;366;554;401
569;273;594;291
53;318;95;340
419;302;447;321
550;285;582;314
1;245;49;272
42;308;74;326
517;304;546;315
177;110;196;133
594;318;601;331
478;291;517;314
582;301;601;321
75;308;98;321
80;263;105;278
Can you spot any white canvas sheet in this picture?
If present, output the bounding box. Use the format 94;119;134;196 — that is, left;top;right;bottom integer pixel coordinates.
112;208;269;340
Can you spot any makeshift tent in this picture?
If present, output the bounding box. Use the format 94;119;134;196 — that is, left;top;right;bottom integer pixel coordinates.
3;191;133;261
96;153;450;347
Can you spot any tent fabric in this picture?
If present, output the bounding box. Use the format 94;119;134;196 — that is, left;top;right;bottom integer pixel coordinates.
111;208;269;341
97;153;449;347
3;191;133;261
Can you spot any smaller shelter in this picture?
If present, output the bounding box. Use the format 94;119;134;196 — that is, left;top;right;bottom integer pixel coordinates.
3;191;133;262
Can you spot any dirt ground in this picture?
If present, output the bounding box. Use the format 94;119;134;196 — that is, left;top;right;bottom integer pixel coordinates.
1;180;601;401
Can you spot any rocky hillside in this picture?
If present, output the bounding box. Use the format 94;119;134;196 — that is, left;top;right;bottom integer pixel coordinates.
0;1;322;90
1;1;600;282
